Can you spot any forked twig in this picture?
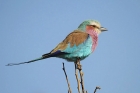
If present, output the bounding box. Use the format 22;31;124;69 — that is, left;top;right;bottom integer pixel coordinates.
62;63;72;93
94;86;101;93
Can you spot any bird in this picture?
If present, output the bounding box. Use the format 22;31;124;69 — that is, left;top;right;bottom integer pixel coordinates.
6;20;107;66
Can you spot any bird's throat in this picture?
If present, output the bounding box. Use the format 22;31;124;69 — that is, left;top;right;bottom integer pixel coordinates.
86;30;98;36
86;30;98;52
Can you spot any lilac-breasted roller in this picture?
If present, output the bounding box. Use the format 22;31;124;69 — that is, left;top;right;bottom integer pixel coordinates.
6;20;107;66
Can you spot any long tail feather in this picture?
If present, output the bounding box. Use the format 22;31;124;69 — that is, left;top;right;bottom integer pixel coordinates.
6;57;45;66
6;53;51;66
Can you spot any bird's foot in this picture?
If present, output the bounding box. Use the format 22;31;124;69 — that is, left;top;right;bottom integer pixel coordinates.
77;63;82;70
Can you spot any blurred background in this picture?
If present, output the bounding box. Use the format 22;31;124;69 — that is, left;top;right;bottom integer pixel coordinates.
1;0;140;93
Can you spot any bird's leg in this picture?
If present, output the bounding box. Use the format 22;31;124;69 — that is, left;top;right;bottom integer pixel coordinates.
76;58;82;70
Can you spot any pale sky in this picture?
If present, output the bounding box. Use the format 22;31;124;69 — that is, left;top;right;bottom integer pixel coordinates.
1;0;140;93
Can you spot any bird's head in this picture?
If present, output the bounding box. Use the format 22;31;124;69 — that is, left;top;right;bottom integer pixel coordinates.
78;20;107;34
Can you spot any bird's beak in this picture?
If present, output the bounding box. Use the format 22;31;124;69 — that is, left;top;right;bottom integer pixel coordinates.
100;27;107;31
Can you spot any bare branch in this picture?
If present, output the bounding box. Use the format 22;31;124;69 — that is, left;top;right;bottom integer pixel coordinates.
62;63;72;93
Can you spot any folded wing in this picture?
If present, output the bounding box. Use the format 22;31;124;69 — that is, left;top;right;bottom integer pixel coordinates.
42;30;89;58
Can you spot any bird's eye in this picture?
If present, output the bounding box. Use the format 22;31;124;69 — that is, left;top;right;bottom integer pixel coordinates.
92;25;96;27
88;25;99;29
88;25;96;28
92;25;100;29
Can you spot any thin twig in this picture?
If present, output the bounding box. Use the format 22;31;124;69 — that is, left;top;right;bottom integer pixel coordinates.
79;69;85;93
74;62;81;93
94;86;101;93
76;59;85;93
76;69;81;93
62;63;72;93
